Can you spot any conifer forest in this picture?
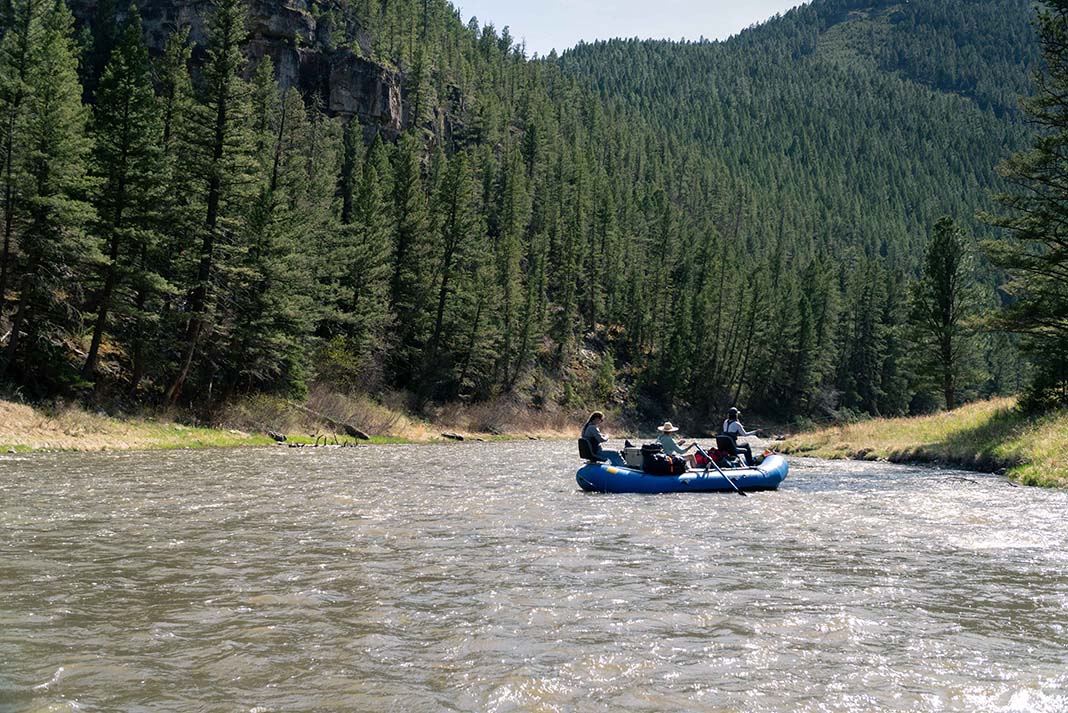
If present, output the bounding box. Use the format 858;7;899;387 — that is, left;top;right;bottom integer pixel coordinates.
1;0;1067;423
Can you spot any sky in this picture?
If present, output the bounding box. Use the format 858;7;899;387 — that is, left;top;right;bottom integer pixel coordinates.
452;0;806;57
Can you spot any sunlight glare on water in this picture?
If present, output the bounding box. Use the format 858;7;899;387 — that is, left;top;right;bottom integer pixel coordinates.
1;442;1067;712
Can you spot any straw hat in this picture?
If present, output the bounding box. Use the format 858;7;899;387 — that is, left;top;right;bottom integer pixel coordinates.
657;421;680;433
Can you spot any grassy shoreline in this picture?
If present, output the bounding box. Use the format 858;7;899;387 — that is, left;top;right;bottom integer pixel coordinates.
0;397;572;454
8;396;1064;489
780;397;1068;487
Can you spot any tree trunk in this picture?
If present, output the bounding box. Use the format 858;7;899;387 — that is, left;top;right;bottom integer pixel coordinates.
0;8;32;310
424;246;455;373
81;243;119;379
0;269;34;379
164;316;201;406
1;114;18;308
126;243;149;396
83;175;127;379
509;263;539;392
163;207;217;406
942;334;955;410
457;291;485;395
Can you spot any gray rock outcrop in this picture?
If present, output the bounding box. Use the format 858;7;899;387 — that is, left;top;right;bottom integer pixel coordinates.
72;0;407;136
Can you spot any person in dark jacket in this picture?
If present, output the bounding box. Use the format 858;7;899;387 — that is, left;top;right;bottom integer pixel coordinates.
582;411;624;466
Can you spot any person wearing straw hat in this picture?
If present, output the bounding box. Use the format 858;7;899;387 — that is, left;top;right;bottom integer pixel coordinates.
656;421;698;467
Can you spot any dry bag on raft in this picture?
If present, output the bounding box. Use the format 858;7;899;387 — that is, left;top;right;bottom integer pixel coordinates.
640;443;687;475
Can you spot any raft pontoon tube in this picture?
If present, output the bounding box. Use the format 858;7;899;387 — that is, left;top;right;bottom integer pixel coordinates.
576;454;789;494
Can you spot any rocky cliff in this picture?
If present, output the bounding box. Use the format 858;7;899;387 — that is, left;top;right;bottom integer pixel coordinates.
72;0;407;135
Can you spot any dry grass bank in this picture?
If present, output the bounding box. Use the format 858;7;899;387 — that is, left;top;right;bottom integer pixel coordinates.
0;400;271;452
780;397;1068;487
0;389;587;453
221;388;583;442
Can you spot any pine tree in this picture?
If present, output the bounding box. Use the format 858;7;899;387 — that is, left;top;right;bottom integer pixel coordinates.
838;260;888;415
908;217;981;410
0;0;95;387
388;132;430;384
405;45;431;131
338;115;360;226
156;27;194;153
298;97;343;261
986;0;1068;409
219;56;286;395
421;151;479;398
222;81;322;396
126;25;194;396
82;4;163;381
549;149;583;362
0;0;42;311
164;0;255;405
328;134;392;387
490;149;528;386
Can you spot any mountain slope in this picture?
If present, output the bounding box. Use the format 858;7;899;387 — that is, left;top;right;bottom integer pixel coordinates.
560;0;1037;268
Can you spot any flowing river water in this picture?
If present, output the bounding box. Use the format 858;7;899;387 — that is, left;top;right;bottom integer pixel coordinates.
1;441;1067;712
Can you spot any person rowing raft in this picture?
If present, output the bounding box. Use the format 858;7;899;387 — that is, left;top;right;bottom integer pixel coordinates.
721;406;761;466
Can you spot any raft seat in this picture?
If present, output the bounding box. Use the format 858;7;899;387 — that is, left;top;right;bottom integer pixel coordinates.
715;435;740;456
714;435;746;467
577;438;607;463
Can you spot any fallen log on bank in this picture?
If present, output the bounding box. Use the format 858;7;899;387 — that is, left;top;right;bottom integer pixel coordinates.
289;403;370;440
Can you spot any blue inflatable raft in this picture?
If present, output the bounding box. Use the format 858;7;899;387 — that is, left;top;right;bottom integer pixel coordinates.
576;454;789;494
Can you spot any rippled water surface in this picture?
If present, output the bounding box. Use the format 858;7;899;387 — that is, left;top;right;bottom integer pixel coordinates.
2;442;1067;712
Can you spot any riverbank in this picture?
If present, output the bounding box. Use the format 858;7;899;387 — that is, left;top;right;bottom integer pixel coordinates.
780;397;1068;487
0;400;274;452
0;394;578;453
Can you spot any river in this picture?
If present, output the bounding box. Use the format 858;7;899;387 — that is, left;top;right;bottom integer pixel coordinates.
1;442;1066;712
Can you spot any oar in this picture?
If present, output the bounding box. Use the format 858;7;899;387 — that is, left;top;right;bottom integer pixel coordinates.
694;443;747;497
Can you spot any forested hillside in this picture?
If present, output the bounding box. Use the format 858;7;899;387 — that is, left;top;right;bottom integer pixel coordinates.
0;0;1043;425
559;0;1039;416
562;0;1036;262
